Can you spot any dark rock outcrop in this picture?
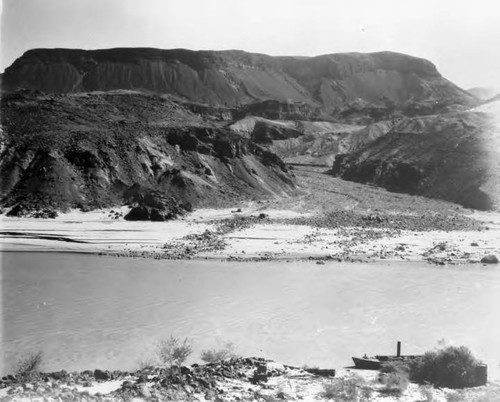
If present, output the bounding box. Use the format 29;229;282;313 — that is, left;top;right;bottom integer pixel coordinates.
93;369;111;381
123;185;189;221
331;111;500;210
0;91;296;216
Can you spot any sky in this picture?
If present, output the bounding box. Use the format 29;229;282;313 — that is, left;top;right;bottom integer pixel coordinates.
1;0;499;89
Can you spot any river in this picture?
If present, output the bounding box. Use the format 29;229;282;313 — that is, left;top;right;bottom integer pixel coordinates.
2;252;499;379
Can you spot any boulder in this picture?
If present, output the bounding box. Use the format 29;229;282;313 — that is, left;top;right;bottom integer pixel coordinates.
47;371;68;381
124;206;150;221
150;208;165;222
93;369;110;380
481;254;499;264
123;185;190;222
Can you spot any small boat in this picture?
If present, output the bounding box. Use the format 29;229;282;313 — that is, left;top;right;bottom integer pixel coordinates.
375;354;422;362
352;356;381;370
353;342;422;370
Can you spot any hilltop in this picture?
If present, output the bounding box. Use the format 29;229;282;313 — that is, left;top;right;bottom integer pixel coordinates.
2;48;476;121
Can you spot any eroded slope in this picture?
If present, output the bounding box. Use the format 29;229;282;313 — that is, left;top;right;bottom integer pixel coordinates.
0;91;296;216
230;116;399;165
331;110;500;210
2;48;476;119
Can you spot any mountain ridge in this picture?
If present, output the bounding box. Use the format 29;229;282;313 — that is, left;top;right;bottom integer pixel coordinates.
2;47;476;119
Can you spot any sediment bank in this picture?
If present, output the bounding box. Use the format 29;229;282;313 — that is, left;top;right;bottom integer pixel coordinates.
1;203;499;266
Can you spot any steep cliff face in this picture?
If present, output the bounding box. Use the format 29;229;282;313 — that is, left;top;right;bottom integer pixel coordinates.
2;48;476;118
281;52;474;113
1;49;311;106
0;91;296;216
331;111;500;210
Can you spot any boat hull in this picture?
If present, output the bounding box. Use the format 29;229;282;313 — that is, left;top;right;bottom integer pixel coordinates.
352;357;381;370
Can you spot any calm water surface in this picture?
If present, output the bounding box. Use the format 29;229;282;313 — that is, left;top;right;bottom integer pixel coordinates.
2;252;500;378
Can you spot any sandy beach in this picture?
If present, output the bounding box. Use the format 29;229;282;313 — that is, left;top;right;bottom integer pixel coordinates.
1;201;500;265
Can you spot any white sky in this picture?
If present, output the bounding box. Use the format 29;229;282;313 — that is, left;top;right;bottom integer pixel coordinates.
1;0;499;89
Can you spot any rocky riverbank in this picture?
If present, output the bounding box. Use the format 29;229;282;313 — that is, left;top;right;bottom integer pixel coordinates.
2;357;499;402
1;167;500;265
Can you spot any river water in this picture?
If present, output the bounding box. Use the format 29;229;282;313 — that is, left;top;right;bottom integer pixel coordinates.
2;252;500;378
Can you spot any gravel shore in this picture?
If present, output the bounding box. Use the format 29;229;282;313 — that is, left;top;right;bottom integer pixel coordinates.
1;357;498;402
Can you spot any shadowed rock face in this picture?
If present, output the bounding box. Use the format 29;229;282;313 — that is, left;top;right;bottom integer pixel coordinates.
2;48;476;117
331;112;500;210
0;91;296;216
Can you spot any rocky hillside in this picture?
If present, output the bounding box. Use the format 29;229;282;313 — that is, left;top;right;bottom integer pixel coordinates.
3;357;488;402
0;91;296;217
2;48;476;120
229;116;399;165
331;110;500;210
1;47;488;213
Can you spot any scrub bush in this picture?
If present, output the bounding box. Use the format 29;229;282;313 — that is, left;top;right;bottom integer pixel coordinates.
157;336;193;367
410;346;479;388
321;374;372;401
14;351;43;379
200;342;237;363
